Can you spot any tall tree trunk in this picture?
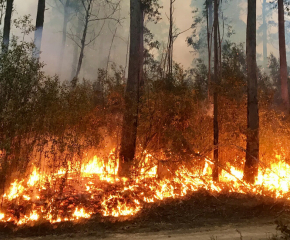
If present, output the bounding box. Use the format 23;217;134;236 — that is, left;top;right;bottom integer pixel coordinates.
278;0;289;111
73;0;92;83
244;0;259;184
262;0;267;70
212;0;219;182
118;0;144;177
33;0;45;59
58;0;71;76
2;0;13;52
207;0;213;100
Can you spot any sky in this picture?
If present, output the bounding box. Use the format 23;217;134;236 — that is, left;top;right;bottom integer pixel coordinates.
3;0;287;81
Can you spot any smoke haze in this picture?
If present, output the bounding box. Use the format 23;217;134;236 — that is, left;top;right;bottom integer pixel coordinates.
4;0;288;80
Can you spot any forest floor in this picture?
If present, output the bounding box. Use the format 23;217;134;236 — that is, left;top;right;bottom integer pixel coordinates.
3;190;290;240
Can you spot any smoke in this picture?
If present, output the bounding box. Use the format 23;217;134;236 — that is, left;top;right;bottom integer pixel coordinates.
4;0;287;81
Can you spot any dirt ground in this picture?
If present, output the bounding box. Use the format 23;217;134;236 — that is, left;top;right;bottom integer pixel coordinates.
3;190;290;240
9;224;281;240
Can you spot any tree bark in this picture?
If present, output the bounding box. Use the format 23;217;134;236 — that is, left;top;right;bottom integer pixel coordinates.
118;0;144;177
278;0;289;111
262;0;267;70
212;0;219;182
33;0;45;59
2;0;13;52
244;0;259;184
58;0;71;76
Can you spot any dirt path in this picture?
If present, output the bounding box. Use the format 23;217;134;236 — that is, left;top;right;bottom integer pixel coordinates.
10;224;281;240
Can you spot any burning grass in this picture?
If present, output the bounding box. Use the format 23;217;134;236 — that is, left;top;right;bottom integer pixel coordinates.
0;148;289;229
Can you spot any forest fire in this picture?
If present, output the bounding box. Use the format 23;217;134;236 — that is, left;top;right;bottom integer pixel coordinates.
0;149;289;226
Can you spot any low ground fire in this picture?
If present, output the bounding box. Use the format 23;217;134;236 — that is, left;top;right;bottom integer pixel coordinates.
0;148;289;226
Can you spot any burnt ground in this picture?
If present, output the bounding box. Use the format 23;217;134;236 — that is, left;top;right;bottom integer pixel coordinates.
2;190;290;239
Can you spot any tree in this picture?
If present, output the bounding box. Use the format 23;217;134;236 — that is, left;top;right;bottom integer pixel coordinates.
70;13;83;80
212;0;219;182
2;0;14;52
33;0;45;59
164;0;191;78
166;0;174;76
118;0;144;177
278;0;289;111
69;0;120;83
206;0;213;100
244;0;259;184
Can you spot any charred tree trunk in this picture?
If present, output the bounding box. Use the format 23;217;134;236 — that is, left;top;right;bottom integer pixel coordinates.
58;0;71;76
244;0;259;184
212;0;219;182
2;0;13;52
262;0;267;70
33;0;45;59
118;0;144;177
278;0;289;111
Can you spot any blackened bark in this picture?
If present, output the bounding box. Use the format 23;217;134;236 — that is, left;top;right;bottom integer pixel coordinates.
2;0;13;52
58;0;71;75
33;0;45;59
244;0;259;184
278;0;289;111
212;0;219;182
118;0;144;177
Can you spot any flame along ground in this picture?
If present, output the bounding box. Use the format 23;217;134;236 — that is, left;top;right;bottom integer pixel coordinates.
0;149;290;226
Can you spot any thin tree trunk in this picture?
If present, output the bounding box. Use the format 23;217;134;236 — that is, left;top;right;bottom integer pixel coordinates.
167;0;173;77
278;0;289;111
212;0;219;182
207;0;213;101
244;0;259;184
33;0;45;59
70;15;82;80
106;26;118;80
2;0;13;52
58;0;70;76
123;32;130;80
73;0;91;83
118;0;144;177
262;0;267;70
